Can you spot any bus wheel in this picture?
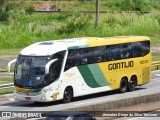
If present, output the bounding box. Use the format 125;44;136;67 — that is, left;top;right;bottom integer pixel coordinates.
119;78;127;93
128;77;137;91
63;87;73;103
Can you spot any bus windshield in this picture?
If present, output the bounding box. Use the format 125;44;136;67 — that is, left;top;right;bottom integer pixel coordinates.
14;55;51;88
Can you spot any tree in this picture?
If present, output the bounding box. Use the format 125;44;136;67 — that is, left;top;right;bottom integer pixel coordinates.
0;0;8;21
0;0;5;6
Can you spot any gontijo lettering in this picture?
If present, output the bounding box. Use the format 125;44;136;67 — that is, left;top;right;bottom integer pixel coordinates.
108;61;134;70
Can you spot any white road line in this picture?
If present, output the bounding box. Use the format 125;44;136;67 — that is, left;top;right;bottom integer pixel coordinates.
75;98;114;106
155;74;160;76
3;93;14;96
0;106;9;108
151;78;160;81
151;70;160;73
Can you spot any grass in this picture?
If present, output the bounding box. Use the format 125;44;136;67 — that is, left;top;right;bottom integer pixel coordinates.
0;13;67;48
26;0;160;12
1;12;160;49
152;55;160;62
0;48;21;55
0;88;13;95
0;1;160;56
0;77;13;84
0;65;15;72
0;77;13;95
150;37;160;45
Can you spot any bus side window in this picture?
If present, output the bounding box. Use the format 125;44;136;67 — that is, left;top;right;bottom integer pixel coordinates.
50;51;66;81
120;44;131;59
141;41;150;56
131;42;142;57
79;48;94;65
107;45;120;61
106;46;112;61
94;46;106;63
49;61;58;82
65;49;79;71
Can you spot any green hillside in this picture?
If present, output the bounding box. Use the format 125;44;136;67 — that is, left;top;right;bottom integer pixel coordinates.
0;0;160;49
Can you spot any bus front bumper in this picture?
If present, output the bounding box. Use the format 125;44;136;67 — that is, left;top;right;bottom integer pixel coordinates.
14;91;52;102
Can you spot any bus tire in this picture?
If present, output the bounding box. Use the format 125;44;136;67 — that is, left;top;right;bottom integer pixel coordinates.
128;76;137;91
119;78;127;93
63;87;73;103
33;101;44;105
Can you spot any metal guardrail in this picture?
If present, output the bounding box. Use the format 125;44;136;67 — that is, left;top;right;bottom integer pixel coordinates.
0;83;14;90
0;61;160;90
151;61;160;70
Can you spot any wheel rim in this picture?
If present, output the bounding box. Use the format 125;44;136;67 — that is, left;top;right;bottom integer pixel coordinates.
121;80;127;91
64;89;71;102
130;80;136;89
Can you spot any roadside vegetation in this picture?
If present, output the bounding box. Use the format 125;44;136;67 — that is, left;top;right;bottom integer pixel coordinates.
152;55;160;62
0;78;13;95
0;88;13;95
0;77;13;84
0;11;160;48
0;0;160;55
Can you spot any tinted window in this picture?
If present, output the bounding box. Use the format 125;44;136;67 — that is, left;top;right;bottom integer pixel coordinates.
141;41;150;56
48;61;59;82
131;42;142;57
120;43;131;59
65;49;79;70
107;45;121;61
64;40;150;71
48;51;66;82
94;46;106;63
79;48;94;65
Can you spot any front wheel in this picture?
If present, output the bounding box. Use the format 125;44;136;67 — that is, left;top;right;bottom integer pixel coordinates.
63;87;73;103
119;78;128;93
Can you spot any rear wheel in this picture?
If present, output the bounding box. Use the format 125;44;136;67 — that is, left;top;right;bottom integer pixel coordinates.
63;87;73;103
128;77;137;91
119;78;128;93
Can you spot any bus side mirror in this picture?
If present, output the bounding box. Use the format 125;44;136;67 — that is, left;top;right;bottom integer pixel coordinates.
45;59;58;75
7;59;17;72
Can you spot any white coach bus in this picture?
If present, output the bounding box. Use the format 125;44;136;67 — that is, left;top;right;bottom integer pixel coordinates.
13;36;151;102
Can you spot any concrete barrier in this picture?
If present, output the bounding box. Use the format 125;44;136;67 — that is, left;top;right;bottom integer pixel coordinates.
68;93;160;111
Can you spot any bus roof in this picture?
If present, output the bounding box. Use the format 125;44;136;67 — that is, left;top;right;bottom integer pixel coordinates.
20;36;150;56
85;36;150;47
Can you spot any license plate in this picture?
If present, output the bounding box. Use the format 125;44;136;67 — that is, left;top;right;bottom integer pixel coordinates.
25;97;31;101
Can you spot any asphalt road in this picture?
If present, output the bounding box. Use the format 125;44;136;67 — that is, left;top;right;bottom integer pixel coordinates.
0;71;159;112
